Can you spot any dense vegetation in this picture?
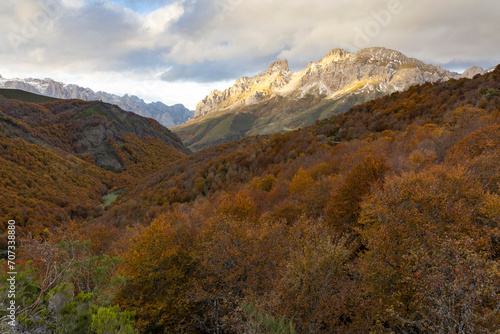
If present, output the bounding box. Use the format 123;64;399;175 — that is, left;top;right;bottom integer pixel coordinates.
0;95;187;237
1;67;500;333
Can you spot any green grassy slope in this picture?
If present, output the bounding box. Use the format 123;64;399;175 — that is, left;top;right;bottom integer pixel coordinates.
172;90;383;151
0;88;58;103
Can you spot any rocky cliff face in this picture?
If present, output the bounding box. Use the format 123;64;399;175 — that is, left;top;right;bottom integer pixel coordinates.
195;47;483;118
0;76;194;127
196;59;293;117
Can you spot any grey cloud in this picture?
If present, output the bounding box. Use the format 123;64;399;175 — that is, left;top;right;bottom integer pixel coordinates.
0;0;499;85
168;0;218;36
53;2;139;54
160;63;234;82
160;53;279;82
0;0;142;71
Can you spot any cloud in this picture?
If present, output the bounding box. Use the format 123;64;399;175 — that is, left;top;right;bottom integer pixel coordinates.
160;53;280;82
0;0;499;107
161;62;239;83
158;0;500;74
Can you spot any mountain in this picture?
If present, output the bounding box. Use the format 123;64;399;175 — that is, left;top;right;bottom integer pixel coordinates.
99;67;500;333
99;66;500;228
0;74;194;127
4;64;500;333
0;89;188;233
194;47;487;117
173;47;487;151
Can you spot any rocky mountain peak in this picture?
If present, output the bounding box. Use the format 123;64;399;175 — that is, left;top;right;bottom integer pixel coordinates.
320;48;352;63
193;47;474;119
461;65;484;79
267;59;290;73
354;47;413;65
195;58;294;117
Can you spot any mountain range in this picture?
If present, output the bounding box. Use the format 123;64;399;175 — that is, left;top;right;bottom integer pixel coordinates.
173;47;491;151
0;47;492;153
0;75;194;128
2;55;499;333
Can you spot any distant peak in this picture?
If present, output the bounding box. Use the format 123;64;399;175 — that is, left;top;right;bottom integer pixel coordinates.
461;65;484;79
267;59;289;73
194;45;467;121
321;48;351;62
356;47;406;59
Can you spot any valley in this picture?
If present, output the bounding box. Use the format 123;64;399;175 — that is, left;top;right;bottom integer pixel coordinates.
1;64;498;333
1;0;499;332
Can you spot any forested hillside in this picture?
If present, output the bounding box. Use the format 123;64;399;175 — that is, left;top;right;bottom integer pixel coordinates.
0;93;187;237
2;68;500;333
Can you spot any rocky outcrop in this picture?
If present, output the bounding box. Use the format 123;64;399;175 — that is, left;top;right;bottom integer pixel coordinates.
0;76;194;127
195;59;293;117
460;65;484;79
195;47;469;118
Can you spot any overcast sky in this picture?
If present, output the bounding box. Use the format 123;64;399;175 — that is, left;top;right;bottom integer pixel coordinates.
1;0;499;109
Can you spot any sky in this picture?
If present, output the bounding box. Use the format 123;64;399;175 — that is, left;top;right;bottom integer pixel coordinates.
1;0;499;110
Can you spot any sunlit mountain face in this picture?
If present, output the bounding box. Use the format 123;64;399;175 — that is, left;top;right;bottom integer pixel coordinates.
173;47;491;151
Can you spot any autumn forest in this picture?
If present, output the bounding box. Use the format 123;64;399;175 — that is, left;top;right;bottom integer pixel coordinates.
1;67;500;333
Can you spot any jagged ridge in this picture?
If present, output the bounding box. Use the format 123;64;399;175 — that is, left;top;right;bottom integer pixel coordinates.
0;75;194;127
195;47;485;118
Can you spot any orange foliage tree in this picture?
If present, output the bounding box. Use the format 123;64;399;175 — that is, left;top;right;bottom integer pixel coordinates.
357;165;500;332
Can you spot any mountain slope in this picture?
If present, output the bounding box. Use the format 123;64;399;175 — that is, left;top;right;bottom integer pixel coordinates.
0;90;189;234
173;47;486;151
0;88;58;103
0;75;194;127
94;66;500;333
7;66;500;333
102;66;500;227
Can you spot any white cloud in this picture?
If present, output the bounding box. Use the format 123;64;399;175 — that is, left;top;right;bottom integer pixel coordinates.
142;2;184;36
0;0;499;109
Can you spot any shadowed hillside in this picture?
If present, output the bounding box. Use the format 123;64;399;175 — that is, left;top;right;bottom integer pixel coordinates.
0;91;189;235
